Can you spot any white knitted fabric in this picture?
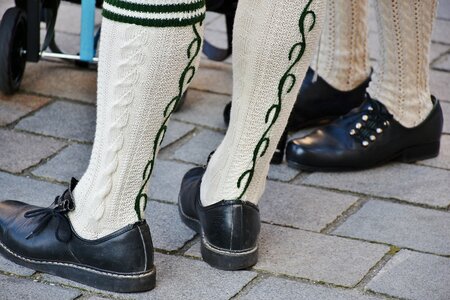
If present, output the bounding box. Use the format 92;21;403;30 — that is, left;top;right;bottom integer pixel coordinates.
367;0;436;128
200;0;325;206
70;1;204;239
310;0;370;91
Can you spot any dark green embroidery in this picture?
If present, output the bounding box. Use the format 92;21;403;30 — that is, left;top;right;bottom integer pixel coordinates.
105;0;205;14
236;0;317;200
134;23;202;220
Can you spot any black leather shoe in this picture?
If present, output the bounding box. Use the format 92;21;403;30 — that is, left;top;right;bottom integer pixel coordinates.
286;95;443;171
178;167;260;270
0;178;156;293
223;68;370;164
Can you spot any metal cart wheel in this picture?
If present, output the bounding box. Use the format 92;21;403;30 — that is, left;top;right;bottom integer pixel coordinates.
0;7;27;94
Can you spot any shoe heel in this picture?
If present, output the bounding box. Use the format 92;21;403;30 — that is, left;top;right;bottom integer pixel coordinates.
399;141;440;162
200;239;258;271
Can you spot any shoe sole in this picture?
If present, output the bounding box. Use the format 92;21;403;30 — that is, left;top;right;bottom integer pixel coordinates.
287;141;441;172
0;240;156;293
178;203;258;271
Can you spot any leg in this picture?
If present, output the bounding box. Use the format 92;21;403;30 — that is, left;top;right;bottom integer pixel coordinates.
179;0;325;269
285;0;443;171
0;0;205;292
367;0;436;127
312;0;370;91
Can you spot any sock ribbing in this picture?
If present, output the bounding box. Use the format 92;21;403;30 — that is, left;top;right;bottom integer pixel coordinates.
103;0;205;27
366;0;436;128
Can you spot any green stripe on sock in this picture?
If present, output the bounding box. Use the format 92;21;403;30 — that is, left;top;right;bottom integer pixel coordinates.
102;9;205;27
104;0;205;13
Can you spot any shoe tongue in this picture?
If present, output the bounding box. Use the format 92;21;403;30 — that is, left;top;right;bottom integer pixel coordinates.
58;178;78;210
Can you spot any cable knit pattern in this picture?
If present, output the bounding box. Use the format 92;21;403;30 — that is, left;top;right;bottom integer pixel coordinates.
200;0;324;205
311;0;370;91
70;4;204;239
91;28;146;221
367;0;436;128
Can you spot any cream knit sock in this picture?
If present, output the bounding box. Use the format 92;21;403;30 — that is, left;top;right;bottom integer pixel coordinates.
70;0;205;239
200;0;325;206
310;0;370;91
367;0;437;128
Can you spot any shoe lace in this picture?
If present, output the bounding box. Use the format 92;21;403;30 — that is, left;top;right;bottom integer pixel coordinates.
349;100;393;147
24;190;75;242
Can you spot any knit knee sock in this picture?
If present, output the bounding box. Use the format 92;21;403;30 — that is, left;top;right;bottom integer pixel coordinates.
70;0;205;239
311;0;370;91
367;0;437;128
200;0;325;206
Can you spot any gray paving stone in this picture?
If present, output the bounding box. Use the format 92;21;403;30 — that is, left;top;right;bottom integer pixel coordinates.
303;163;450;207
430;69;450;101
148;160;194;204
0;93;51;126
418;134;450;170
55;2;102;35
186;224;389;287
32;143;92;182
437;0;450;20
267;163;300;182
0;129;66;173
160;120;195;149
433;52;450;71
44;253;256;300
172;129;224;165
334;200;450;255
16;101;96;142
442;101;450;134
190;60;232;95
430;43;450;62
21;61;97;103
0;172;66;206
367;250;450;300
0;274;81;300
238;277;383;300
145;201;196;251
255;224;388;287
432;19;450;45
173;89;230;130
260;181;359;231
0;255;35;276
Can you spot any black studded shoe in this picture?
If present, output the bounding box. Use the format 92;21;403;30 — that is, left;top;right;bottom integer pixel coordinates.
285;95;443;171
0;178;156;293
178;167;260;270
223;68;370;164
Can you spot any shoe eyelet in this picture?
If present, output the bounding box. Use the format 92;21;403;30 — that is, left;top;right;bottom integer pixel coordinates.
355;123;362;129
376;128;383;133
368;106;374;111
349;129;356;136
370;135;376;141
362;115;369;121
362;141;369;147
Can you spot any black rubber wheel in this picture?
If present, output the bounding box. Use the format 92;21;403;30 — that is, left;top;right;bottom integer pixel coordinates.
0;7;27;95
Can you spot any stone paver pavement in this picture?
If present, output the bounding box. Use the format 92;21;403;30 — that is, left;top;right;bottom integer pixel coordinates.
1;1;450;299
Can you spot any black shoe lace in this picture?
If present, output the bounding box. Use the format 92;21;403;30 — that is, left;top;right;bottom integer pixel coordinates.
24;190;75;242
349;99;393;147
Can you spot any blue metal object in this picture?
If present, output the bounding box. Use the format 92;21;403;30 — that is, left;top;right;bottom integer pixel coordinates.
79;0;96;62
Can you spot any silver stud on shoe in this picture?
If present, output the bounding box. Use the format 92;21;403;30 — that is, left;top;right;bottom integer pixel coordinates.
362;115;369;121
370;135;376;141
356;122;362;129
350;129;356;136
362;141;369;147
376;128;383;133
